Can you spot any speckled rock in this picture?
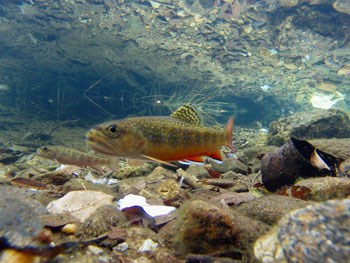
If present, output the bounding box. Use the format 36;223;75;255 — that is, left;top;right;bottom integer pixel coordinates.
235;195;311;225
254;199;350;263
266;109;350;146
175;200;239;254
77;205;128;239
160;200;268;261
294;176;350;201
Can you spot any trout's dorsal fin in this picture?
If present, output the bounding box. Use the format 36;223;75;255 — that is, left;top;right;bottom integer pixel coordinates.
171;104;201;125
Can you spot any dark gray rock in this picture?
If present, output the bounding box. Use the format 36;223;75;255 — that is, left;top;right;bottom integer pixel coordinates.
0;185;47;248
267;109;350;146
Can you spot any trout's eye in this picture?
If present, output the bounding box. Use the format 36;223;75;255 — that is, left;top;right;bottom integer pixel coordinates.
42;147;48;151
107;125;120;137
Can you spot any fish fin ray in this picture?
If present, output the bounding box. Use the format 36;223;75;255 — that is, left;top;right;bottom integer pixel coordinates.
225;117;234;150
141;155;177;167
108;157;120;172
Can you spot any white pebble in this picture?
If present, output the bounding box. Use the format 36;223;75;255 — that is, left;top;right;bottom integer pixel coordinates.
88;245;104;255
113;242;129;252
138;239;158;252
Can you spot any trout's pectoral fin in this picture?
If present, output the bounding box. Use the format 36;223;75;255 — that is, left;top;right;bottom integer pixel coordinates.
141;155;177;167
127;158;148;166
108;157;120;172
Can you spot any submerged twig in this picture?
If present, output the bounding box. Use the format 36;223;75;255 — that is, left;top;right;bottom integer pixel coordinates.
83;71;117;117
46;119;80;136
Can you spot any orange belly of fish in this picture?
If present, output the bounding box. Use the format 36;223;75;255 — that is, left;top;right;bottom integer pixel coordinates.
144;144;223;162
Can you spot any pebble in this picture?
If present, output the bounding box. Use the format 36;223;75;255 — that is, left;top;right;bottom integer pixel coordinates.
138;239;158;252
113;242;129;253
88;245;104;255
60;223;78;235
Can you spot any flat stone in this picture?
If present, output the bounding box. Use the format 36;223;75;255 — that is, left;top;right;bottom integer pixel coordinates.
235;195;310;225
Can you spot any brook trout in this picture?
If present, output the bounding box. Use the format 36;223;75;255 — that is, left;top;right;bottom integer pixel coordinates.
37;145;119;171
86;105;233;164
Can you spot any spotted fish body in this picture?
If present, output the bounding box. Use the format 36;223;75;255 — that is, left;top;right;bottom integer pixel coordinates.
86;105;234;163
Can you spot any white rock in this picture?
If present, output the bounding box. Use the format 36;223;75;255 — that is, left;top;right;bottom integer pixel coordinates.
309;92;344;109
138;239;158;252
88;245;104;255
113;242;129;252
149;0;160;8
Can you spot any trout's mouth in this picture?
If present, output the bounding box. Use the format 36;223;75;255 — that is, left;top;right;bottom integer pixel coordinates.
86;130;118;156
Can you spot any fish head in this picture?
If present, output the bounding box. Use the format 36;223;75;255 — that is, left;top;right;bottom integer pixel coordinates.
37;146;59;160
86;120;145;157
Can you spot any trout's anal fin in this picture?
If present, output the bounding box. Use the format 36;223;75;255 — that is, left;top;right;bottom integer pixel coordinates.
184;156;205;163
207;149;223;161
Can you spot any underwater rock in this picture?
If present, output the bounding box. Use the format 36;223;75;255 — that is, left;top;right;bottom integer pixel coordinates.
333;0;350;15
61;179;117;196
292;177;350;201
207;158;248;175
279;0;299;8
309;138;350;161
266;109;350;146
77;205;128;239
160;199;267;260
0;185;77;262
254;199;350;263
174;200;238;254
0;185;47;248
186;164;210;179
261;137;340;191
234;195;311;225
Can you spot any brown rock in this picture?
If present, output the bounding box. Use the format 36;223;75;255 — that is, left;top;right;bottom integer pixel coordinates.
160;200;268;261
77;205;128;239
176;200;238;254
295;177;350;201
235;195;311;225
